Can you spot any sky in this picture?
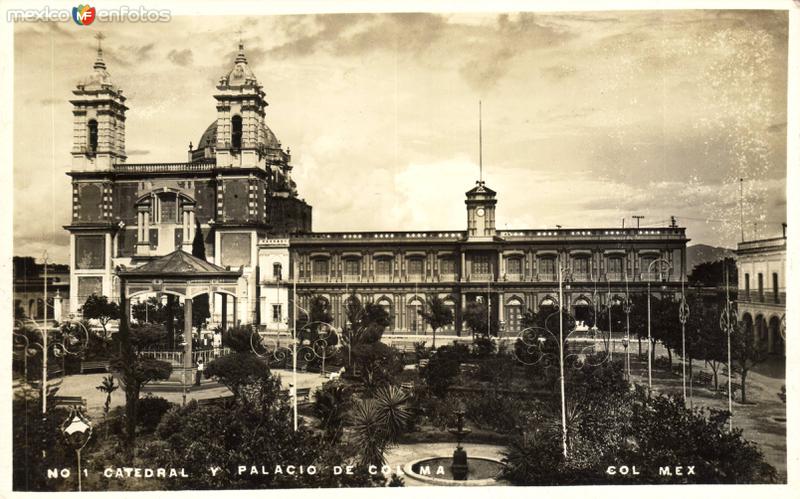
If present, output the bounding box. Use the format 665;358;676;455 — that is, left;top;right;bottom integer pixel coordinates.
12;9;789;264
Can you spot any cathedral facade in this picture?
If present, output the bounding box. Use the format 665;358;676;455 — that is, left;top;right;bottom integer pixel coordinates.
66;43;689;339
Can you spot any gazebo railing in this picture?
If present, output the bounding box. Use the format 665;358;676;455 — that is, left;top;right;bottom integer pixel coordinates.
139;347;231;365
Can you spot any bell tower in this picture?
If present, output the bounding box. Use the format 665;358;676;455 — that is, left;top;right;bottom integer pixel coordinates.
70;34;127;171
214;41;269;168
465;181;497;240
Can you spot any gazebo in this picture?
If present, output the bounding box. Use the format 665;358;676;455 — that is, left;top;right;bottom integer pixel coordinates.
116;250;242;379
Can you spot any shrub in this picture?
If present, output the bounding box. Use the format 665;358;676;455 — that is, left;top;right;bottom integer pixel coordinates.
475;354;515;384
654;355;671;370
137;395;174;432
471;336;496;358
423;347;461;397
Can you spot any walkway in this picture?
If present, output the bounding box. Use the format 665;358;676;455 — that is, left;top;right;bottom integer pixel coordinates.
43;368;328;419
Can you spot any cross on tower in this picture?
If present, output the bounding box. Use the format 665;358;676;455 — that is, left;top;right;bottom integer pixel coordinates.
236;27;244;46
94;32;105;51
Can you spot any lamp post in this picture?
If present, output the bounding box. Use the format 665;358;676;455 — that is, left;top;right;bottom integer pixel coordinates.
61;407;93;492
645;257;671;389
512;264;610;459
678;278;690;403
41;251;51;414
607;279;613;360
720;263;737;432
623;269;632;381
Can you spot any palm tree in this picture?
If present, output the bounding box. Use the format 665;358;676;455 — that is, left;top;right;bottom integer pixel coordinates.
95;374;118;438
418;296;454;349
313;381;351;443
374;385;411;443
349;399;387;467
349;385;412;467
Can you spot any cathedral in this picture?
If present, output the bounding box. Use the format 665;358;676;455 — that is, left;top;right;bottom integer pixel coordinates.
66;42;689;339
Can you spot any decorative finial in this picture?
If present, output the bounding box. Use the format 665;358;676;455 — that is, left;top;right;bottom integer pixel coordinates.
93;32;107;70
234;29;247;64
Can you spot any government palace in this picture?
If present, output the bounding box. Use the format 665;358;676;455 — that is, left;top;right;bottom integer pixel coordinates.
66;42;689;339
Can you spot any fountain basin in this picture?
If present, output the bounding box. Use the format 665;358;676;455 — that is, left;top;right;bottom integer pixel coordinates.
403;456;505;486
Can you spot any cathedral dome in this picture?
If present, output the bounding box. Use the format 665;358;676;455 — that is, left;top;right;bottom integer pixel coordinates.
196;120;282;152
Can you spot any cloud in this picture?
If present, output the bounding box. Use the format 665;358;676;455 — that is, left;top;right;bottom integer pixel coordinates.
126;149;151;156
167;48;193;66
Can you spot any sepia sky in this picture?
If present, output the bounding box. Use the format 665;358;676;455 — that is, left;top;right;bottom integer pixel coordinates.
13;10;788;264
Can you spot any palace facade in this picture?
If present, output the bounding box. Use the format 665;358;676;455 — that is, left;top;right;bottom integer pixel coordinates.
66;42;689;339
736;232;786;355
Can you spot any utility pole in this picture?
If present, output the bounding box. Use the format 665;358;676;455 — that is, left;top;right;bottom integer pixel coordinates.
632;215;645;228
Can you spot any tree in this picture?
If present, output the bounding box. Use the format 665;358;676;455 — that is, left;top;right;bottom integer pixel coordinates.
422;344;462;396
650;296;682;369
501;387;777;485
298;295;334;343
351;341;402;392
191;218;210;335
689;257;738;287
417;296;453;348
81;294;120;338
462;300;499;338
313;381;352;444
112;323;172;450
731;320;769;403
112;355;172;449
223;324;259;353
128;323;168;352
341;294;392;372
204;352;271;400
95;374;118;438
685;294;728;390
152;372;377;489
348;386;411;467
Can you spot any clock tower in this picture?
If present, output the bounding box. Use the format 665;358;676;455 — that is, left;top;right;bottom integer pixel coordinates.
465;180;497;241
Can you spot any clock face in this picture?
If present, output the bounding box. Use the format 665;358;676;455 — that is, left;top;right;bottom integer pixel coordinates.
476;208;485;217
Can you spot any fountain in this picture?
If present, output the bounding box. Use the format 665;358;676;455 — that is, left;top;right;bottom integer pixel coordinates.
449;410;472;480
403;409;505;486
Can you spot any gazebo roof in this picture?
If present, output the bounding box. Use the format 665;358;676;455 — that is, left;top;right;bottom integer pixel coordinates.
118;250;241;279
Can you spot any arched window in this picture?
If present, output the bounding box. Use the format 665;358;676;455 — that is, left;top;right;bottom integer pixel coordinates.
539;257;556;281
607;257;623;280
506;256;522;277
343;258;361;280
273;262;282;280
87;119;98;153
505;297;524;333
231;115;242;150
573;257;590;280
406;297;424;334
311;258;329;281
375;257;393;280
377;297;392;317
407;258;424;282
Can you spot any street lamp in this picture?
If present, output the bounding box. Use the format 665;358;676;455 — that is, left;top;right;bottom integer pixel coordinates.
61;407;93;492
720;263;738;432
678;280;690;403
511;256;611;459
645;257;672;389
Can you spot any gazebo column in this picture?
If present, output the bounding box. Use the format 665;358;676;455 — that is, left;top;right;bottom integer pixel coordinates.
221;294;228;333
184;297;193;388
233;297;238;326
